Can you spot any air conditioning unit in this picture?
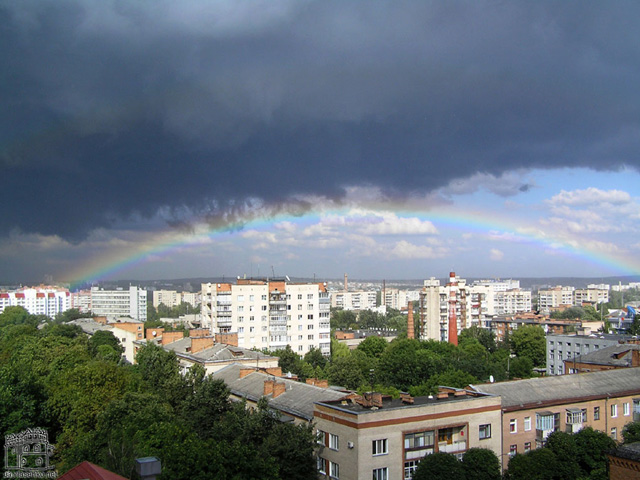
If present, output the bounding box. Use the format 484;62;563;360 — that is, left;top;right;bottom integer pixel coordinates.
347;442;354;449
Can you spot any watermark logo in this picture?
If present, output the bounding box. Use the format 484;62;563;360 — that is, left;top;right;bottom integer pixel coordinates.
4;428;57;478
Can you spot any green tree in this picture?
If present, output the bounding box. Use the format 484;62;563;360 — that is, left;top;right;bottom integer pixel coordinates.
462;448;501;480
574;427;615;480
327;354;367;389
544;431;580;480
459;326;497;353
622;421;640;443
413;452;466;480
627;315;640;335
87;330;124;357
304;347;328;369
274;345;302;375
356;335;388;358
510;325;546;367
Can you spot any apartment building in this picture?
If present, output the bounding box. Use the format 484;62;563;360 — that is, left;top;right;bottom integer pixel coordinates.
574;286;609;306
493;289;532;316
314;388;502;480
331;291;377;311
70;289;92;313
546;333;634;375
90;286;147;322
538;286;575;312
201;279;331;355
0;287;70;317
381;289;420;310
152;289;200;309
471;368;640;467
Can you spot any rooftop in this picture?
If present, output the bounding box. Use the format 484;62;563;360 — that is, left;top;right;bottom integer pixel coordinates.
471;367;640;410
572;344;640;367
163;338;275;363
610;442;640;462
212;363;346;421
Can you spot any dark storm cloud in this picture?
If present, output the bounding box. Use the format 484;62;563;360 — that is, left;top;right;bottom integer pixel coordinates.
1;0;639;239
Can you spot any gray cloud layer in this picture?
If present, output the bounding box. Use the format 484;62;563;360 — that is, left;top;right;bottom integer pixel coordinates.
2;0;639;239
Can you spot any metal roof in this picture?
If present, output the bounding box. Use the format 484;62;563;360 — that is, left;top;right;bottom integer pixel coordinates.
470;367;640;409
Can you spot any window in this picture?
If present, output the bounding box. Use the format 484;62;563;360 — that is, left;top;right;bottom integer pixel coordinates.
509;445;517;457
611;404;618;418
624;402;630;416
237;306;244;312
298;294;303;300
308;334;314;340
594;406;600;420
308;324;314;329
404;430;435;451
238;316;244;322
249;326;254;332
238;327;244;333
298;304;302;310
373;467;388;480
237;295;244;302
250;315;255;321
308;314;314;320
329;461;339;479
308;293;314;300
479;424;491;439
262;295;267;300
317;457;326;474
611;427;617;440
404;461;418;480
262;305;267;311
298;345;303;351
524;416;531;431
317;430;326;445
329;433;339;450
524;442;531;453
372;439;388;455
510;419;517;433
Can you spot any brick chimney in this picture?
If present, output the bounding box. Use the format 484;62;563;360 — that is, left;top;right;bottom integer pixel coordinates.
264;379;275;396
191;336;214;354
632;348;640;367
272;381;286;399
407;301;414;339
215;332;239;347
264;367;282;377
239;367;255;378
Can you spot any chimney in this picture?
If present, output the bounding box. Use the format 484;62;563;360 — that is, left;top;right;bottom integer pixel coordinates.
191;336;214;354
632;348;640;367
344;273;348;292
264;367;282;377
273;381;286;398
239;368;255;378
264;379;275;396
407;301;414;339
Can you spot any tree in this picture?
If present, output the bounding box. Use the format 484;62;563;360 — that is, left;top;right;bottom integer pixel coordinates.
327;353;367;389
459;326;497;353
627;315;640;335
510;325;546;367
413;452;466;480
544;431;580;480
304;346;328;369
462;448;501;480
622;421;640;443
274;345;302;375
504;448;560;480
87;330;124;357
574;427;615;480
356;335;388;358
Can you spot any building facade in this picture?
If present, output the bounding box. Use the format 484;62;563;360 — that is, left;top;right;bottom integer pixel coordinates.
314;388;502;480
90;286;147;322
331;291;377;311
0;287;70;317
546;333;634;375
471;368;640;468
201;279;331;355
152;290;200;309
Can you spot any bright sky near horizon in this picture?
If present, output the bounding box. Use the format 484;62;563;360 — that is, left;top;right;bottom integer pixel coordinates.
1;2;639;284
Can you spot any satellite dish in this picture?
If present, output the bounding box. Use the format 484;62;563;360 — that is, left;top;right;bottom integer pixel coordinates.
489;375;495;383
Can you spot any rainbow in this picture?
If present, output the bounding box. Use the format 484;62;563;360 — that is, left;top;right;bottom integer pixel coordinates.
65;204;640;288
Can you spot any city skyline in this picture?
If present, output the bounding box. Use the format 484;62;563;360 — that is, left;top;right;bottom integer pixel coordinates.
1;2;639;284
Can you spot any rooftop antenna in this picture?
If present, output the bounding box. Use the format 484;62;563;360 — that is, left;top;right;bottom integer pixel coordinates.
271;266;275;278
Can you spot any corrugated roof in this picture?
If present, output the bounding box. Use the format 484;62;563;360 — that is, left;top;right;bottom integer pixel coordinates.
212;363;347;420
471;367;640;409
572;344;640;367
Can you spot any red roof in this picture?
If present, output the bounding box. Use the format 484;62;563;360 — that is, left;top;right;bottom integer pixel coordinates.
15;293;25;298
0;293;8;298
48;292;56;297
37;293;45;298
57;461;128;480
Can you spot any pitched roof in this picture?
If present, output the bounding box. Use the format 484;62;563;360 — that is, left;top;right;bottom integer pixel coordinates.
572;344;640;367
470;367;640;410
57;461;128;480
212;363;347;420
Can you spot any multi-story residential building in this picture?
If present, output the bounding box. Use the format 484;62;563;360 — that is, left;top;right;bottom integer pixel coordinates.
574;286;609;306
546;333;635;375
419;273;493;342
471;368;640;468
314;388;502;479
152;290;200;309
381;289;420;310
90;286;147;322
494;289;532;316
489;314;578;344
538;286;575;313
70;289;92;313
331;291;377;311
0;287;70;317
201;279;331;355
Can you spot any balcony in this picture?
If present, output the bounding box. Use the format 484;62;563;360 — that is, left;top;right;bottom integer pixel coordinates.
438;441;466;454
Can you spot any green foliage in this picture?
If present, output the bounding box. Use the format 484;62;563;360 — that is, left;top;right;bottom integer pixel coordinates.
574;427;615;480
623;421;640;443
510;325;546;367
409;369;478;396
460;326;497;353
413;452;466;480
0;306;40;328
330;309;357;330
87;330;124;357
356;335;388;358
303;347;328;369
505;448;560;480
274;345;302;376
54;308;92;323
462;448;501;480
627;315;640;335
330;337;350;359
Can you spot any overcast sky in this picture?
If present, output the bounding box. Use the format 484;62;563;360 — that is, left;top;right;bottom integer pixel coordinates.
1;1;639;285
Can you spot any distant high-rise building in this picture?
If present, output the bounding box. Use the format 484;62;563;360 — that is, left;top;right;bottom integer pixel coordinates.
202;279;331;355
0;286;70;317
90;286;147;322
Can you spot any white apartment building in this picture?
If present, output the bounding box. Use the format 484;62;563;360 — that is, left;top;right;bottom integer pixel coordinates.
202;279;331;356
331;290;377;311
382;288;421;310
472;279;521;292
90;286;147;322
538;286;575;312
0;287;70;317
574;287;609;306
70;289;92;313
494;289;532;315
152;290;200;309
